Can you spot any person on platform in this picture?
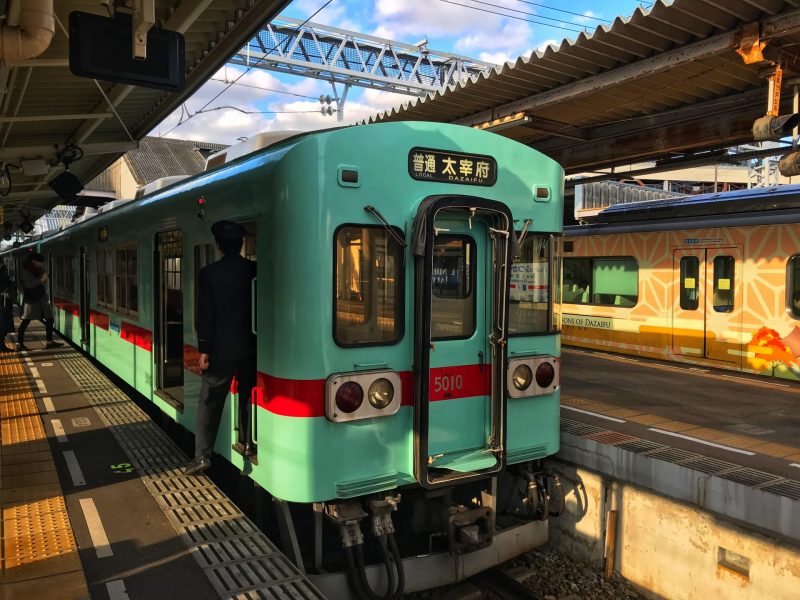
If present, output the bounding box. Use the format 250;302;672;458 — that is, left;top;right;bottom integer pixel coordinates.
0;264;14;352
185;220;257;475
17;253;62;351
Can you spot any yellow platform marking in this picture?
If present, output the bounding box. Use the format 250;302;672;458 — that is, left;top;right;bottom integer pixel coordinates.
627;413;671;426
0;354;88;599
652;420;698;433
563;392;800;461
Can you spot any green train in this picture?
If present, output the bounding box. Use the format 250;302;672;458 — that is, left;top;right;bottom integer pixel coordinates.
3;122;564;597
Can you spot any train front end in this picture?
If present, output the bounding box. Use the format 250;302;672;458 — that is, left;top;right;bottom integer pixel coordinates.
252;121;564;596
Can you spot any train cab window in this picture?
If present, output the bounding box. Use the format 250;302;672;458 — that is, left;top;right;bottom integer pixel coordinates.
563;257;638;307
509;235;556;335
431;236;475;339
788;256;800;318
679;256;700;310
114;247;138;315
712;255;734;313
335;225;403;346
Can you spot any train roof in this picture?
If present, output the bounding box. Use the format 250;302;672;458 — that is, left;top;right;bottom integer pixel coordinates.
567;184;800;236
596;184;800;222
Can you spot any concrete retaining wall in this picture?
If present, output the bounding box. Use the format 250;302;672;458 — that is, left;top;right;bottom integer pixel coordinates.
547;436;800;599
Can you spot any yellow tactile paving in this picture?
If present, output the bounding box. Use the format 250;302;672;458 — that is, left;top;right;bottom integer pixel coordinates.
0;353;88;599
651;420;698;433
627;413;671;425
749;442;800;458
601;407;644;418
713;434;773;450
684;427;733;442
560;395;593;407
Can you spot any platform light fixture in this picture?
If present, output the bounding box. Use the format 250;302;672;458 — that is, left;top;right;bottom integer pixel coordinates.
476;112;531;133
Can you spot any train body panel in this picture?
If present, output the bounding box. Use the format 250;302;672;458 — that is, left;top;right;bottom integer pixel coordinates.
563;199;800;382
2;123;563;582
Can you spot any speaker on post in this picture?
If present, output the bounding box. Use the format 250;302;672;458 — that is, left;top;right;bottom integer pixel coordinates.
48;171;84;202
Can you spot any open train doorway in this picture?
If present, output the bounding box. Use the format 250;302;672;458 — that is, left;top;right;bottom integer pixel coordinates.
155;230;184;408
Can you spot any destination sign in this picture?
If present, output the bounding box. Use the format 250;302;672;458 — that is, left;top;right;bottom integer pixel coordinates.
408;147;497;186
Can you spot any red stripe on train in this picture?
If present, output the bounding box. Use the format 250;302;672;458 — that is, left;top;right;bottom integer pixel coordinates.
254;364;488;417
89;310;109;330
53;297;80;317
119;321;152;351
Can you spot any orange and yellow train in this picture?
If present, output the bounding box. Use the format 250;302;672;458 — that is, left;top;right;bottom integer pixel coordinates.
562;184;800;381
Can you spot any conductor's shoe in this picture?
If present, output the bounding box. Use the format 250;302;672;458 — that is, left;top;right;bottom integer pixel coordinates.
44;340;63;349
184;455;211;476
243;442;257;457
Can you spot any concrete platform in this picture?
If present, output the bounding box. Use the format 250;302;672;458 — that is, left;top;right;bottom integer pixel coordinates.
1;326;323;600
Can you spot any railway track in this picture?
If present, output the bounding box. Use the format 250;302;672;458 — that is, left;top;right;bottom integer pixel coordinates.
471;567;545;600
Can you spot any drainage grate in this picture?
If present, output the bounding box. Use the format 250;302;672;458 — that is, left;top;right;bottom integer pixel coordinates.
615;439;666;454
681;456;740;475
643;447;703;464
584;431;640;446
57;343;324;599
560;418;607;437
720;468;785;488
760;480;800;501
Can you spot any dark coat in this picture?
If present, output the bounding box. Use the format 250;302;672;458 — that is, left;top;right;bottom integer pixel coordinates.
196;254;257;361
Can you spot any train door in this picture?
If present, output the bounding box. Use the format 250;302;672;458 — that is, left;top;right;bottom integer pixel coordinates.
154;230;184;406
672;247;742;366
79;246;90;350
413;198;511;487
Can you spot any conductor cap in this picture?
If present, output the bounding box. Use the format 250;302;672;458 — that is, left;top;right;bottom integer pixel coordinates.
211;220;245;241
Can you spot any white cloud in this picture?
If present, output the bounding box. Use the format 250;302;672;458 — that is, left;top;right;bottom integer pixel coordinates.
456;20;531;54
478;51;513;66
573;10;598;26
373;0;504;40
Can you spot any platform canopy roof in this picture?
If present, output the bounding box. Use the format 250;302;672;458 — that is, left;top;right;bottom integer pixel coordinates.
0;0;289;232
370;0;800;177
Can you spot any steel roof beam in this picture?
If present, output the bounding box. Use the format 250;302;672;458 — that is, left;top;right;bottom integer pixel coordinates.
454;8;800;129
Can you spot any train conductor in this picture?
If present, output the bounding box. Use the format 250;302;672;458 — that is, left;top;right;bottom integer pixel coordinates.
185;220;257;475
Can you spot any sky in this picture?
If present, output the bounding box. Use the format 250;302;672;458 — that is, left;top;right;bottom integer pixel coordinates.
152;0;655;144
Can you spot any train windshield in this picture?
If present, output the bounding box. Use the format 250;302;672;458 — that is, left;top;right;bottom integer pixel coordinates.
509;235;558;334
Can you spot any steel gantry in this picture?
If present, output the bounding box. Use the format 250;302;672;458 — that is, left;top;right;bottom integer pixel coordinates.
228;17;496;121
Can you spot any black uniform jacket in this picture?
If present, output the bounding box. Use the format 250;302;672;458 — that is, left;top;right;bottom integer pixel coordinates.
196;254;257;361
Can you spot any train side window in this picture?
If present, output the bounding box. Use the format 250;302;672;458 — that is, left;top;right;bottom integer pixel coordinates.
680;256;699;310
564;257;638;307
712;255;734;313
96;249;114;308
334;225;404;346
114;246;138;316
431;236;475;340
789;255;800;318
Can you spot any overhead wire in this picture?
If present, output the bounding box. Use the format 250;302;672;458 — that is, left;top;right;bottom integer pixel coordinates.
436;0;586;34
209;78;320;100
160;0;336;137
511;1;612;23
463;0;600;29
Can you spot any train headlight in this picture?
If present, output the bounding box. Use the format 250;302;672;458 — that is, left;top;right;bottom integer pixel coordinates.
535;362;555;388
368;378;394;409
512;364;533;391
326;371;402;422
335;382;364;413
507;356;559;398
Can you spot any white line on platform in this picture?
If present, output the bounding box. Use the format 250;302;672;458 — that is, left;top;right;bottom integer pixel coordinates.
29;367;39;378
562;405;626;423
790;463;800;469
106;580;129;600
42;396;55;413
63;450;86;486
36;379;47;393
39;362;53;367
647;428;756;456
24;357;33;366
79;498;113;558
50;419;68;443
